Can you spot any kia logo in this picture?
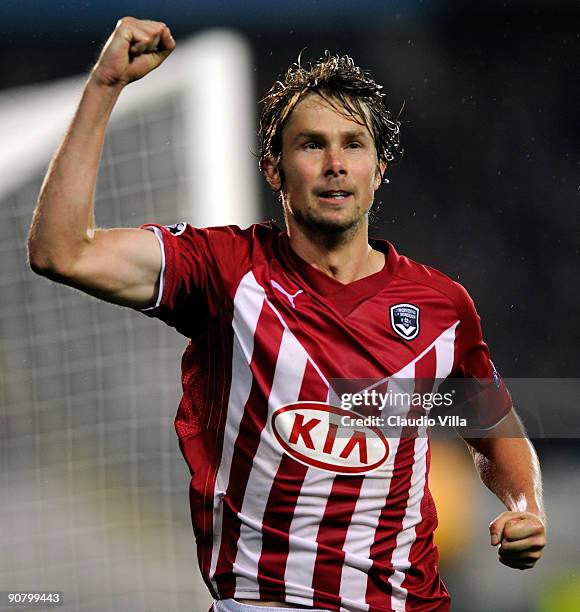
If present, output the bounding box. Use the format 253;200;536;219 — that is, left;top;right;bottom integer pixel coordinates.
271;402;390;474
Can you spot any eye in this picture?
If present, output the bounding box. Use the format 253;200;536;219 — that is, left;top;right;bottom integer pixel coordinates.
347;141;363;149
304;142;322;150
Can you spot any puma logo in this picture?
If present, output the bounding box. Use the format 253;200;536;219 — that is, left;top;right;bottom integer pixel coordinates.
271;280;303;309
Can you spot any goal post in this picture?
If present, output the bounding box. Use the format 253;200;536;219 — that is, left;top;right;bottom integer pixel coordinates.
0;30;257;611
0;30;258;224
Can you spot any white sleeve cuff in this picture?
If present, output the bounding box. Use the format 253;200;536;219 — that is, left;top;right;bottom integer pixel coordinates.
141;226;165;312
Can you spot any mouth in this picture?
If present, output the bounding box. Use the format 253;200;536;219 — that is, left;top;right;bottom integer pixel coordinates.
316;190;353;204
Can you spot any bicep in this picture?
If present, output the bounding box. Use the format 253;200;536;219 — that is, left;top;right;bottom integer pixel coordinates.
62;227;162;309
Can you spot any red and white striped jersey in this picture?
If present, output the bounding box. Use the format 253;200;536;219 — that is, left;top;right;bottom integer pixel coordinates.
142;221;511;612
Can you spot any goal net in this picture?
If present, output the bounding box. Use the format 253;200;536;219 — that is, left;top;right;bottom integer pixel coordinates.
0;30;257;612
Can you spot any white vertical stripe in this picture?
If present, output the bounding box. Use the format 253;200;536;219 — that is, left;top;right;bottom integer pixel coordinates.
233;324;310;595
140;226;165;311
209;272;266;592
283;467;335;605
435;322;458;380
266;300;330;389
387;323;458;611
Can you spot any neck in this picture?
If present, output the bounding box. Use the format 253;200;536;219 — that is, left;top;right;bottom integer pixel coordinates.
286;216;384;284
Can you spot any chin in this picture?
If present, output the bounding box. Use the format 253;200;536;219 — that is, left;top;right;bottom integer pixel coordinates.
303;212;365;235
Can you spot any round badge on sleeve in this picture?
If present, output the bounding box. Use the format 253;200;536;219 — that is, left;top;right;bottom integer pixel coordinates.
390;303;420;340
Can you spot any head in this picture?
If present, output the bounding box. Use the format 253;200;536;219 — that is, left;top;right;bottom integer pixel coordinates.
259;52;403;239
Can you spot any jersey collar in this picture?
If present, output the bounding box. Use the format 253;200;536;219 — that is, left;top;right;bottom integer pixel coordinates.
273;223;400;317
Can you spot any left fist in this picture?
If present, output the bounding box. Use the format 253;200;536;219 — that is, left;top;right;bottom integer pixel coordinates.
489;511;546;570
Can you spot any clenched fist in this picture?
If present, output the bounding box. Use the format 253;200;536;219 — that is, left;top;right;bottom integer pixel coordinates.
489;510;546;570
91;17;176;88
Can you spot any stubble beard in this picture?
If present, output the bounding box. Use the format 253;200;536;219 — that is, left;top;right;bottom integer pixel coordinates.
284;197;370;247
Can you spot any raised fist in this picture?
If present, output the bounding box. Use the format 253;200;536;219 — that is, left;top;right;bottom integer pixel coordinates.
91;17;176;87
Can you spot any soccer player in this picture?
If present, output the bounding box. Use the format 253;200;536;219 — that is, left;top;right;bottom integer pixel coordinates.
28;17;546;612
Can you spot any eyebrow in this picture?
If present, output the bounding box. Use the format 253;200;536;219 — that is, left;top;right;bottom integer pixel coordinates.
294;129;370;141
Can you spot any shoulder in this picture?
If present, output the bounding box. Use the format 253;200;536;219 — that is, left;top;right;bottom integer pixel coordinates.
202;220;282;261
392;248;475;320
143;220;281;252
200;220;280;240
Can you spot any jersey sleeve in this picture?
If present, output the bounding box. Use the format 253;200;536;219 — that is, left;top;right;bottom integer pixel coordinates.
139;222;252;337
450;283;513;429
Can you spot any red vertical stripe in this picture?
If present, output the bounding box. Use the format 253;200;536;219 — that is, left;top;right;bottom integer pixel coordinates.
257;360;328;599
214;302;285;597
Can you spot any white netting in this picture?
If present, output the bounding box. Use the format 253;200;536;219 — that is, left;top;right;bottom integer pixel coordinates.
0;31;256;612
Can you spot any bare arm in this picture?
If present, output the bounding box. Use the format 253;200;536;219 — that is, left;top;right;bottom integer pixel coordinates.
463;409;546;569
27;17;176;309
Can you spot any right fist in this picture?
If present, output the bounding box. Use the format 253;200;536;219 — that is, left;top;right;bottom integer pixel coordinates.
91;17;176;87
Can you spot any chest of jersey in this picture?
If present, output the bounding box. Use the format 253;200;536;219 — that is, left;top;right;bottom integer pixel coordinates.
238;261;459;382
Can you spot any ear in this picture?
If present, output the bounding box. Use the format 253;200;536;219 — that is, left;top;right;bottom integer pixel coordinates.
262;155;282;192
374;161;387;190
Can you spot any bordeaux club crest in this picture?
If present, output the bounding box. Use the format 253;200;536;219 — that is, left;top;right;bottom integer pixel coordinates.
390;303;420;340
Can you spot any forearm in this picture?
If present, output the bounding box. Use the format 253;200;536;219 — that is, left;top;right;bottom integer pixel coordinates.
469;435;545;521
28;76;124;275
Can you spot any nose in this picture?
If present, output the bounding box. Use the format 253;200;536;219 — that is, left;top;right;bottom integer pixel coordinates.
324;146;347;177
